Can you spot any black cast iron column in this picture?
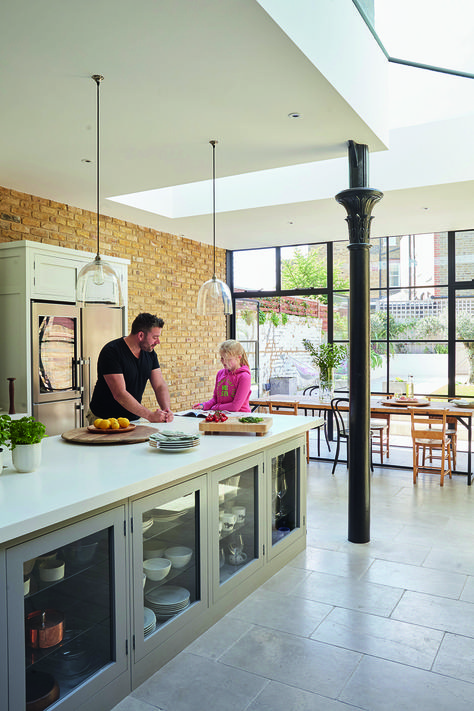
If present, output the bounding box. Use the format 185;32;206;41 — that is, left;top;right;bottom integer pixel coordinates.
335;141;383;543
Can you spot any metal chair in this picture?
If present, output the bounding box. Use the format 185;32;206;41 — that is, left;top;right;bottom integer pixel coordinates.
411;408;452;486
302;385;330;456
331;398;383;474
268;400;309;463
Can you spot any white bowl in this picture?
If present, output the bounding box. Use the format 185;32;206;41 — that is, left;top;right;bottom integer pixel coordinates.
143;573;147;589
164;546;193;569
143;557;171;581
143;541;165;559
39;559;65;582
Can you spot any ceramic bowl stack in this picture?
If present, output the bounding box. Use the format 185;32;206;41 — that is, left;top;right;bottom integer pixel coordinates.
144;607;156;636
144;585;190;621
142;515;154;534
148;431;200;452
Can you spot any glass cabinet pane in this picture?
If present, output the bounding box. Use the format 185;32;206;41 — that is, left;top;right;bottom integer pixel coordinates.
271;449;300;546
23;528;113;705
218;465;257;585
142;492;199;638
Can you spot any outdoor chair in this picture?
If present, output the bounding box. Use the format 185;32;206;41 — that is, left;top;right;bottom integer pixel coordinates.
410;408;452;486
268;400;309;463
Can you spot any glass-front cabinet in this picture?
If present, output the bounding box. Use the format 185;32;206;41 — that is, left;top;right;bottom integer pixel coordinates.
131;476;208;667
212;454;264;602
268;437;306;559
6;508;128;711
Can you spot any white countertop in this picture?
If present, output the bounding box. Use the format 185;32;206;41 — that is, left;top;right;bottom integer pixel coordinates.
0;415;322;545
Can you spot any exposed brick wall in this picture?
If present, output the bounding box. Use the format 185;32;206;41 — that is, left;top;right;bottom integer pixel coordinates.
0;185;227;412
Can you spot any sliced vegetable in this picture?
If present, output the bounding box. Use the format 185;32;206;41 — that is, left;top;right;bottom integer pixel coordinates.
239;416;263;423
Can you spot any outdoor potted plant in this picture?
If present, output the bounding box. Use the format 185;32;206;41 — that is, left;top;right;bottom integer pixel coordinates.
9;416;47;473
302;340;348;402
0;413;12;470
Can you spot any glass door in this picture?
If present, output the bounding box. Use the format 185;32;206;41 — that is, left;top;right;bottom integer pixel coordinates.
6;508;127;711
132;476;208;662
212;454;263;602
31;303;81;404
268;439;305;555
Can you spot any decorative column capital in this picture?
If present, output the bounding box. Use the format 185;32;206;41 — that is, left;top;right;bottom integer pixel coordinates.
335;187;383;244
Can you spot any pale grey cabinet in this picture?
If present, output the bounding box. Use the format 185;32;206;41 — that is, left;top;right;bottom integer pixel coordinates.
130;475;208;688
5;508;129;711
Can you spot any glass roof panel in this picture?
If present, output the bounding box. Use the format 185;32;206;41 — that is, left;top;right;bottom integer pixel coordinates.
357;0;474;76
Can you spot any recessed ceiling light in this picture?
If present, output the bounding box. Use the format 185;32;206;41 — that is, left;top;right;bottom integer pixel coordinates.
288;112;301;119
81;158;92;163
422;206;429;210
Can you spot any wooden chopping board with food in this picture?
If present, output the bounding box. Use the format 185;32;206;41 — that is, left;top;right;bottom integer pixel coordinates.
199;414;273;436
62;417;158;445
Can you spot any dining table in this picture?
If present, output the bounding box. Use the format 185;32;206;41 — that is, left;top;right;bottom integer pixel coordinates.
249;394;474;485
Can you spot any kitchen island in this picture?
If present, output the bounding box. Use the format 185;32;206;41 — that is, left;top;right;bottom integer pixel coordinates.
0;414;322;711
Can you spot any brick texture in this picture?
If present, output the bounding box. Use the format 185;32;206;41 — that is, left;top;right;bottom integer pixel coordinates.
0;185;227;412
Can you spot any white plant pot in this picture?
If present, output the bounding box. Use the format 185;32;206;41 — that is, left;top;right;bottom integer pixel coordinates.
12;442;42;473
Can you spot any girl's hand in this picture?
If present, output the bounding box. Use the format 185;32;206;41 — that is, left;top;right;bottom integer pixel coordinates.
193;403;203;410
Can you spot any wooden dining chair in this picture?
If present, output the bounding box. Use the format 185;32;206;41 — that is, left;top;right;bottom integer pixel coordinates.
268;400;309;463
410;409;452;486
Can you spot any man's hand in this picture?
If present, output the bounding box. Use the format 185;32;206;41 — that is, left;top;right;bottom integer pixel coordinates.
163;408;174;423
148;409;168;423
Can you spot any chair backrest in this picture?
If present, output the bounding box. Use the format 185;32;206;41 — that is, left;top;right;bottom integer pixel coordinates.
302;385;319;396
411;409;448;443
331;397;349;438
268;400;299;415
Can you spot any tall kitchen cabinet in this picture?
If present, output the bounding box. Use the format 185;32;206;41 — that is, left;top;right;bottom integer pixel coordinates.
5;508;129;711
0;240;128;420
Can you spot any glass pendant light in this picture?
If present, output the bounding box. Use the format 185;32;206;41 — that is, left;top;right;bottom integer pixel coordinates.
196;140;233;316
76;75;123;307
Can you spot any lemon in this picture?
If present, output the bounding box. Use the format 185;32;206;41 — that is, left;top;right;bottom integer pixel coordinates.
118;417;130;428
93;418;103;429
98;419;110;430
109;418;120;430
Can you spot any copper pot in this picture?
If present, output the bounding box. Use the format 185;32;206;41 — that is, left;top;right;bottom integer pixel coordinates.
26;609;64;648
26;670;60;711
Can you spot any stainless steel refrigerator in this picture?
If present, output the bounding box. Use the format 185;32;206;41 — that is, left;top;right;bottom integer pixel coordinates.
31;302;124;435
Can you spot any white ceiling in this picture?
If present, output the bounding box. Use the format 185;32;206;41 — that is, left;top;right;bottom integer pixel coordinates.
2;0;474;251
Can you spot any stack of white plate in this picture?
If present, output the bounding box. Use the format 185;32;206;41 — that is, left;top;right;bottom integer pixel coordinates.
144;606;156;636
142;516;154;534
145;585;190;620
149;431;200;452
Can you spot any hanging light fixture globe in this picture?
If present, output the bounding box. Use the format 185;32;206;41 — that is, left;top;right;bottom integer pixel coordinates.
196;140;233;316
76;75;123;308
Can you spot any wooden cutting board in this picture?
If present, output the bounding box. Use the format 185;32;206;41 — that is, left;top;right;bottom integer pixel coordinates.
61;425;158;445
199;416;273;437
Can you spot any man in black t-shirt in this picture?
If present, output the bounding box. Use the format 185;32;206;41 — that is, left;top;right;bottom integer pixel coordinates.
88;313;174;423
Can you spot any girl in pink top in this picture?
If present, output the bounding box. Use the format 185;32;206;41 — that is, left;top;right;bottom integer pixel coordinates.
194;340;251;413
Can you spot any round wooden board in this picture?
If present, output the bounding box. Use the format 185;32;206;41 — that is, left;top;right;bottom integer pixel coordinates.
381;398;430;407
61;425;158;445
87;424;136;434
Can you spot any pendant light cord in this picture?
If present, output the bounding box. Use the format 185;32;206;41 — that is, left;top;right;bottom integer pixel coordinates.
210;139;217;276
92;74;104;259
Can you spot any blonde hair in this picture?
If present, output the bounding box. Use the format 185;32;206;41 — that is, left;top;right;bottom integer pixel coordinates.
219;339;249;367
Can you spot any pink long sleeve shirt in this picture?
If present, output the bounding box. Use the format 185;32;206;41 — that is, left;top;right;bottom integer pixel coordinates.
202;365;251;412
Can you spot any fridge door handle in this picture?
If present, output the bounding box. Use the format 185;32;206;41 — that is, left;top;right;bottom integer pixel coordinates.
75;402;84;429
72;357;82;392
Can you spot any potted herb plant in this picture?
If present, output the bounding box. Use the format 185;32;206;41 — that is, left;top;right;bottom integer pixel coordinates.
9;416;47;473
302;340;348;401
0;413;12;470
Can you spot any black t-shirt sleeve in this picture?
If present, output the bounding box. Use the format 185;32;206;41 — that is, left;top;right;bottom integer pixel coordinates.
98;342;126;375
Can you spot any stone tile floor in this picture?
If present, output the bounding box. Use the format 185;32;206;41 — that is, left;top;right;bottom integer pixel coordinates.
112;459;474;711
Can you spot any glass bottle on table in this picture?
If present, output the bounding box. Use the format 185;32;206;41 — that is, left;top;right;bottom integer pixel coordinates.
406;375;414;398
